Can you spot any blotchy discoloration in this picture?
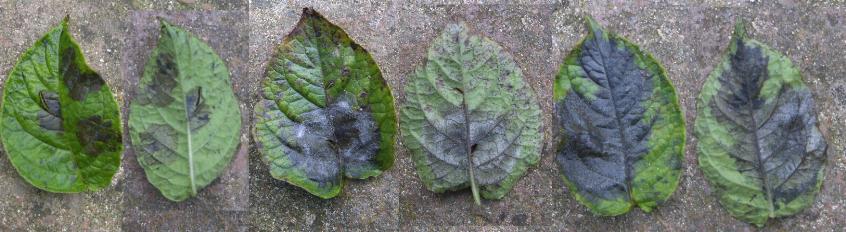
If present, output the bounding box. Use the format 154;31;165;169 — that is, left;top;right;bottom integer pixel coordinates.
267;95;380;186
254;7;396;199
1;17;122;197
135;52;178;106
185;87;210;131
554;18;684;216
400;23;543;201
244;2;846;231
327;96;380;178
136;124;180;168
555;26;655;204
37;90;63;131
128;19;242;203
76;116;121;155
60;43;104;101
697;33;827;225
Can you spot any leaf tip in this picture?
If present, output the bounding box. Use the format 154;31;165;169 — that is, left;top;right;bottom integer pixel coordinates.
301;7;316;16
584;15;604;37
440;22;470;42
61;15;71;31
733;19;749;39
300;7;327;21
157;17;172;29
448;21;469;32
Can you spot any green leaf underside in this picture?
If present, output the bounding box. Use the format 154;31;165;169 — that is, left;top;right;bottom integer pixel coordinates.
400;23;542;204
0;18;122;192
553;17;685;216
129;20;241;202
695;23;826;226
253;8;396;199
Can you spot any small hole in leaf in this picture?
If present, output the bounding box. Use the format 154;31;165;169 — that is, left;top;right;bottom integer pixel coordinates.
470;143;478;153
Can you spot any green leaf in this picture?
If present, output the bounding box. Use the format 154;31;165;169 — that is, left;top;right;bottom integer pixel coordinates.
0;17;122;192
129;20;242;202
553;17;685;216
400;23;542;205
252;8;396;199
695;22;827;226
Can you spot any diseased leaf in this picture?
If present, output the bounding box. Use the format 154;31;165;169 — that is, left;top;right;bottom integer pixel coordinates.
252;8;396;199
400;23;542;205
695;22;827;226
0;17;122;192
553;17;685;216
129;20;242;202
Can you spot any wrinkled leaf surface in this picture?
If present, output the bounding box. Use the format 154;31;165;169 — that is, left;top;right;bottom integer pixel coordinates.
253;8;396;199
553;17;685;216
696;23;827;226
401;23;542;204
129;20;242;202
1;18;122;192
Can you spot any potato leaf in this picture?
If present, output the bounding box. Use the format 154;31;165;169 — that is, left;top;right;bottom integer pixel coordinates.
129;20;242;202
401;23;542;205
253;8;396;199
0;17;122;192
553;17;685;216
695;22;827;226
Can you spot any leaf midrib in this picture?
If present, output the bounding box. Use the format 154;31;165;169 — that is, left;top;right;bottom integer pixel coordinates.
739;59;774;216
456;34;481;204
170;27;198;196
589;35;635;204
302;16;348;181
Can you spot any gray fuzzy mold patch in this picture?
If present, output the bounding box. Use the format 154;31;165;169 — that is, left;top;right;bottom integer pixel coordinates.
276;94;381;185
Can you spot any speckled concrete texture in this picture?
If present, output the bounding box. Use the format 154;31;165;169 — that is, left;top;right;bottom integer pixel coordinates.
1;0;845;231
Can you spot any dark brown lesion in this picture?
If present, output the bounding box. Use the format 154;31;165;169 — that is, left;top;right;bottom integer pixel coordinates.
185;87;210;132
329;106;359;149
60;45;105;101
76;116;121;156
135;52;178;106
37;90;63;131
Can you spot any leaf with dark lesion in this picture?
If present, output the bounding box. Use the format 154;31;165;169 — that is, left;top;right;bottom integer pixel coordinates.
59;42;104;101
261;93;382;196
0;17;122;192
37;90;63;131
400;23;543;205
327;95;381;178
128;19;242;202
185;87;210;131
695;22;827;226
253;8;396;199
553;17;685;216
137;124;181;168
135;50;178;106
76;116;120;156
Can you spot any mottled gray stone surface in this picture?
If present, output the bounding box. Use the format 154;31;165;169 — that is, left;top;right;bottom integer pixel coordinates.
0;0;844;231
